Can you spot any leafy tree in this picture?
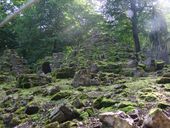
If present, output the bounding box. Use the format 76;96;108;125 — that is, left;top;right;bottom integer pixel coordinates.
103;0;158;53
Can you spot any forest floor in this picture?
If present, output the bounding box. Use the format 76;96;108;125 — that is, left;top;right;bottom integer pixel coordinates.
0;68;170;128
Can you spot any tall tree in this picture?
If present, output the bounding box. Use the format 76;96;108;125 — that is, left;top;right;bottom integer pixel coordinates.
103;0;157;53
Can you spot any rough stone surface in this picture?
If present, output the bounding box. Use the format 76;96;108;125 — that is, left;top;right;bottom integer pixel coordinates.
0;49;29;75
16;74;52;88
99;111;137;128
72;69;100;87
142;109;170;128
49;105;79;123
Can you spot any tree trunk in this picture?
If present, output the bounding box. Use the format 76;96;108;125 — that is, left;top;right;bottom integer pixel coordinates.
130;0;141;53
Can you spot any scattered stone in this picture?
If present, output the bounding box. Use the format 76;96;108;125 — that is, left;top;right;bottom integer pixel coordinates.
89;63;99;73
51;91;72;101
114;84;127;90
0;49;29;75
72;98;84;109
99;111;137;128
55;67;75;79
16;74;51;88
72;69;100;87
157;102;170;109
51;52;64;69
45;86;60;96
98;63;122;74
25;105;39;115
156;61;165;70
93;96;117;109
126;60;138;68
142;108;170;128
0;75;8;83
45;122;60;128
49;105;79;123
14;121;35;128
60;121;77;128
157;77;170;84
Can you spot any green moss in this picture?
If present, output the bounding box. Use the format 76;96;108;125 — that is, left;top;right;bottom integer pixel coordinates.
45;121;60;128
120;106;135;113
60;121;77;128
149;108;162;116
164;84;170;91
55;67;75;79
79;107;94;119
51;91;72;101
144;94;157;102
140;88;153;93
16;74;51;88
98;62;122;73
157;77;170;84
93;96;118;109
118;101;137;108
15;107;26;114
80;111;89;119
100;106;115;112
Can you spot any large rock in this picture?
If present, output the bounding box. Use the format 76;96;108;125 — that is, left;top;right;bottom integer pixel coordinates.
99;111;137;128
126;59;138;68
51;52;64;69
142;108;170;128
49;105;79;123
0;49;29;74
55;67;75;79
16;74;51;88
72;69;100;87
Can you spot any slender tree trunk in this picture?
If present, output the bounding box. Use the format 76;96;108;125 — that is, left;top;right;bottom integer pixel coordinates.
130;0;141;53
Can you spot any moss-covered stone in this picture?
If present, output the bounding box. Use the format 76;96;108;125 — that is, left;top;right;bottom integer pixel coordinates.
118;101;136;108
93;96;118;109
55;67;75;79
60;121;77;128
144;94;157;102
164;84;170;91
120;106;135;113
98;63;122;74
156;61;165;70
45;121;60;128
16;74;51;88
51;91;72;101
0;75;8;83
157;77;170;84
157;102;170;109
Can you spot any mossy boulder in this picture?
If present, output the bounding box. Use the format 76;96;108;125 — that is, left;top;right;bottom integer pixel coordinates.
139;93;157;102
51;91;72;101
156;61;165;70
157;102;170;109
79;107;94;119
98;63;122;74
0;75;8;83
118;101;136;108
60;121;77;128
45;122;60;128
164;84;170;91
93;96;118;109
157;77;170;84
49;105;79;123
72;69;100;87
16;74;51;88
55;67;75;79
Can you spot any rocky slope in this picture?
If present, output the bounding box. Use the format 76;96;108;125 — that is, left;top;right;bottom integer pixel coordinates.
0;37;170;128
